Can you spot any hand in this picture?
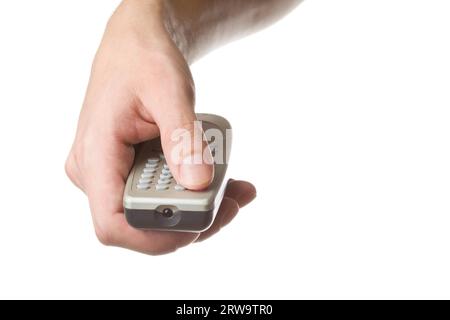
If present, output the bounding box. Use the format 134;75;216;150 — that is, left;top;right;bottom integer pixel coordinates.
65;0;256;254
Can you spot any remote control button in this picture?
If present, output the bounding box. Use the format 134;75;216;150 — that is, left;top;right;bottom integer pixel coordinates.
162;168;171;174
141;172;155;178
159;174;172;180
147;157;160;164
158;179;171;185
156;184;169;191
137;183;151;190
163;164;170;170
145;163;158;169
174;184;186;191
143;167;157;173
139;178;152;184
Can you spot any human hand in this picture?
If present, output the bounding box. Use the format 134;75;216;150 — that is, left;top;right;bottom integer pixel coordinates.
65;0;256;254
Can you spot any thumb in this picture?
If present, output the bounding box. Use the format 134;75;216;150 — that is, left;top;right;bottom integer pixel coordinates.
150;98;214;191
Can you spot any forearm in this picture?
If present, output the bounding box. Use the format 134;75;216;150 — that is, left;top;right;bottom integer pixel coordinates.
165;0;302;62
116;0;301;64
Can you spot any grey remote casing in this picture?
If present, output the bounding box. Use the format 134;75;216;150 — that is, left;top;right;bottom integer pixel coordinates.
123;114;231;232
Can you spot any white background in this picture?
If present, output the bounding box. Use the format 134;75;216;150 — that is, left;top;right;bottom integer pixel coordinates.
0;0;449;299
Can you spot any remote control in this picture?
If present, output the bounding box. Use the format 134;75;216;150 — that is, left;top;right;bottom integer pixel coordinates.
123;114;232;232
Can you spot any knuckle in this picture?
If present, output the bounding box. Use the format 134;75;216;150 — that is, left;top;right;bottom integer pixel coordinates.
65;153;77;181
176;120;197;133
94;225;115;247
64;158;73;179
167;120;198;149
65;149;85;189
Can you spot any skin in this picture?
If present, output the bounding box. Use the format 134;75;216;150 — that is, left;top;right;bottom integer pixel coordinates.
66;0;301;255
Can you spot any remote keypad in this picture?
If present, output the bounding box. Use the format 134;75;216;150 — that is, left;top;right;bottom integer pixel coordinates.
135;153;180;192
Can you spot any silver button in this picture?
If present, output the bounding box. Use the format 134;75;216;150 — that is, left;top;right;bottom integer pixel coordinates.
145;163;158;169
174;184;186;191
139;178;152;184
137;183;151;190
147;157;160;164
163;164;170;170
159;174;172;180
143;168;157;174
156;184;169;191
158;179;171;185
141;172;155;178
162;168;171;174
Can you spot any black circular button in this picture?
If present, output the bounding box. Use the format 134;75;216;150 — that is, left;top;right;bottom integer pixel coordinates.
162;208;174;218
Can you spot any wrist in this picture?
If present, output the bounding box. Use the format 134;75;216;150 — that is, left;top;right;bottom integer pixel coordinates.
110;0;194;63
106;0;169;48
162;0;196;63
